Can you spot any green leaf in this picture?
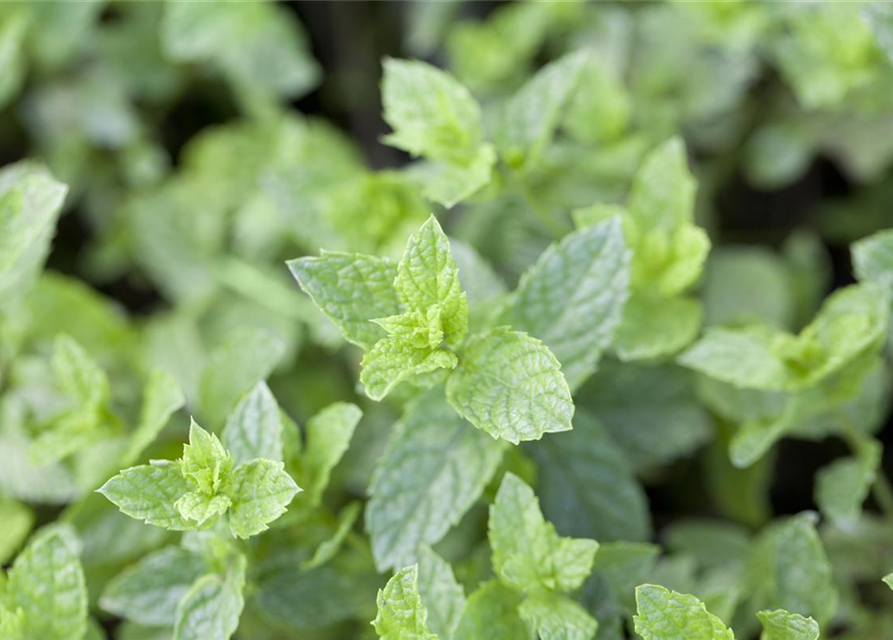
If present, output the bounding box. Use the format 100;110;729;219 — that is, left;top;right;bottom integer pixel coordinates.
227;458;300;539
495;51;586;171
175;491;231;528
489;472;598;593
884;573;893;590
100;546;208;627
199;328;286;428
123;368;185;466
505;218;630;391
757;610;820;640
852;227;893;293
614;294;702;362
531;411;651;543
454;580;532;640
98;461;192;531
5;524;88;640
394;215;469;345
0;498;33;564
372;564;437;640
381;57;483;164
628;138;697;233
222;382;283;466
287;251;401;350
367;390;505;571
408;144;496;209
417;545;466;640
518;592;598;640
173;555;246;640
815;440;881;527
52;334;109;408
633;584;734;640
361;339;457;400
0;13;27;109
446;327;574;444
300;401;362;505
180;421;233;496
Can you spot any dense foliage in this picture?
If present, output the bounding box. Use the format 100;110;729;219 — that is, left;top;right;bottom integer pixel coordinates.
3;1;893;639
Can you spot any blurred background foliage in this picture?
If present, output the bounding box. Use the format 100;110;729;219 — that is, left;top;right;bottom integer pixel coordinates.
4;1;893;638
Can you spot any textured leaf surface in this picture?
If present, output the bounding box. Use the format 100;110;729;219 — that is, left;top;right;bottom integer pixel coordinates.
757;610;819;640
454;580;532;640
372;565;437;640
634;585;734;640
489;473;598;593
5;524;88;640
288;251;400;349
506;218;630;391
100;546;207;627
173;555;245;640
417;545;465;640
98;462;191;531
446;327;573;443
222;382;283;466
367;390;505;571
518;592;598;640
228;459;300;538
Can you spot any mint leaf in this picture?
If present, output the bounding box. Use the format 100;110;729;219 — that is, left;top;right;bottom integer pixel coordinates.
614;294;702;362
518;592;598;640
531;412;651;543
0;498;33;564
757;610;820;640
454;580;531;640
495;52;586;171
123;368;185;466
381;58;483;164
180;420;233;496
300;401;362;506
199;328;285;428
100;546;207;627
98;461;192;531
367;390;504;571
815;440;881;527
222;381;283;466
505;217;630;391
628;138;697;234
302;501;361;570
287;251;400;350
446;327;574;443
173;555;246;640
407;144;496;208
5;524;88;640
417;545;465;640
372;564;437;640
52;333;109;408
884;573;893;590
852;228;893;292
228;458;300;539
360;337;457;401
633;585;734;640
489;473;598;593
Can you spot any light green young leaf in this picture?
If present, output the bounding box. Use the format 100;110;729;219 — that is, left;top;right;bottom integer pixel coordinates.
100;546;208;627
180;421;233;496
678;326;791;391
614;294;702;362
123;368;185;466
495;51;586;171
361;339;457;401
454;580;532;640
815;440;881;527
628;138;697;233
505;217;630;391
884;573;893;590
228;458;300;539
367;390;505;571
301;401;362;505
222;382;283;466
288;251;401;350
173;555;246;640
52;334;109;408
394;215;468;345
852;227;893;293
199;328;286;428
417;545;465;640
372;564;437;640
633;584;734;640
446;327;573;444
532;412;651;543
407;144;496;209
175;492;231;528
490;473;598;593
0;13;27;109
518;592;598;640
757;610;819;640
0;498;33;564
381;57;483;163
98;461;192;530
302;501;361;570
5;524;88;640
